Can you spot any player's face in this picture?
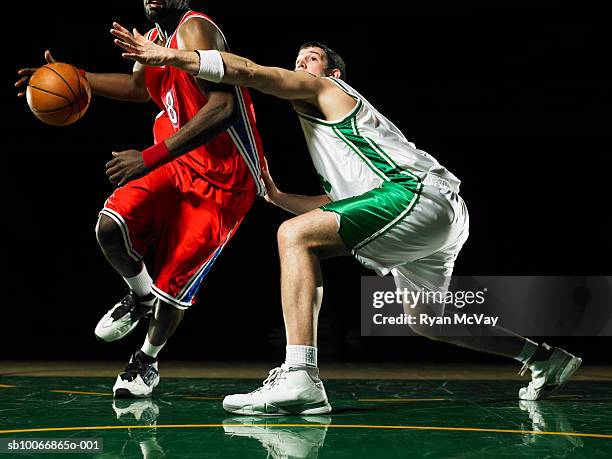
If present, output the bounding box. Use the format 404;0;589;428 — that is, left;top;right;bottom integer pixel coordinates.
143;0;186;22
295;47;329;77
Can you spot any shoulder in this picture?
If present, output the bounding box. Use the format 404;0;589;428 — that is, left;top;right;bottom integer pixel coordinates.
177;14;224;44
318;76;352;97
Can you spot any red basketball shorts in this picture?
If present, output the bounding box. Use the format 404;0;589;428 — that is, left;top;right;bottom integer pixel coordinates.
100;164;255;309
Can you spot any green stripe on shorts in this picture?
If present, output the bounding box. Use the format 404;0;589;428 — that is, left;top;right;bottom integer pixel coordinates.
322;181;420;251
321;107;422;251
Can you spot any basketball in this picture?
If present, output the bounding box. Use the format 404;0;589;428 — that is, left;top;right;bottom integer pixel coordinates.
26;62;91;126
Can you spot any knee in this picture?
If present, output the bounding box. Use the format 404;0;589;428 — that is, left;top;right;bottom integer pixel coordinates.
277;219;308;251
95;215;123;249
157;300;186;318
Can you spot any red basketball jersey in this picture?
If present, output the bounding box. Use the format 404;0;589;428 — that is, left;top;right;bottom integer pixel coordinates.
144;10;266;196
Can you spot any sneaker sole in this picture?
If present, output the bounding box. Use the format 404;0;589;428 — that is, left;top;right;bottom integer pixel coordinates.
223;400;332;416
113;376;159;399
114;388;152;399
94;306;153;342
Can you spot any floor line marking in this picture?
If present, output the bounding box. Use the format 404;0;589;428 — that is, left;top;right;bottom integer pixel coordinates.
358;398;447;402
0;424;610;439
0;385;15;388
49;390;112;396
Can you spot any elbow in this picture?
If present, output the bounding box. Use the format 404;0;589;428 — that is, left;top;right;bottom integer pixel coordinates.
216;93;239;128
133;85;151;103
226;97;240;127
200;91;239;133
223;93;237;121
135;93;151;103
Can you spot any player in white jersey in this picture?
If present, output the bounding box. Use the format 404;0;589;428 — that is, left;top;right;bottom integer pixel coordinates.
111;27;582;414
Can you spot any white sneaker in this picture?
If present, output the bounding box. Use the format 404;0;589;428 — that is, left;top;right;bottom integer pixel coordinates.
113;352;160;398
113;399;160;424
95;292;154;342
518;346;582;401
223;365;332;416
113;399;163;455
519;400;583;449
223;415;331;458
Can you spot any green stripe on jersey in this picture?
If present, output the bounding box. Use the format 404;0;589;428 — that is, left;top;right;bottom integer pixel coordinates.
321;113;423;251
333;114;422;189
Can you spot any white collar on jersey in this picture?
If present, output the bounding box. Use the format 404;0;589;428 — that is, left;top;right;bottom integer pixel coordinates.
155;23;169;43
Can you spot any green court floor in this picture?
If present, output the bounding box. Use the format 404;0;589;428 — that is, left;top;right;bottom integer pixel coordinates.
1;376;611;458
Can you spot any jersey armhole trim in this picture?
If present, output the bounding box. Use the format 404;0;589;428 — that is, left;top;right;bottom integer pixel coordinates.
296;98;363;127
325;77;351;94
296;77;361;126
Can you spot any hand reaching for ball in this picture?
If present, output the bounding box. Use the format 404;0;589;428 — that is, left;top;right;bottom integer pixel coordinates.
20;58;91;126
15;50;57;98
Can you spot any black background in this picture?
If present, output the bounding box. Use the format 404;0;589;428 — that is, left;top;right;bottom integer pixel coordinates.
4;3;610;364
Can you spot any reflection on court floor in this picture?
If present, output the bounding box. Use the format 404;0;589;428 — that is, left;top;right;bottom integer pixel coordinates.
0;369;611;458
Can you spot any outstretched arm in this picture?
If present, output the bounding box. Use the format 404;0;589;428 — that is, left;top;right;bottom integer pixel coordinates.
85;63;150;102
15;50;149;103
111;22;326;102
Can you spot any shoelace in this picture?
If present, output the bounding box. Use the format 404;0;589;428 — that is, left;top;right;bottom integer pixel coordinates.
111;292;137;320
251;367;286;394
122;360;144;381
123;355;156;380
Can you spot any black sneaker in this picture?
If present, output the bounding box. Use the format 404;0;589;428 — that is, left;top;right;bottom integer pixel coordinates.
95;291;155;342
113;351;160;398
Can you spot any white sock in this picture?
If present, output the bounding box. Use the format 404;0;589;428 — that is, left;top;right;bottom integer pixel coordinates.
141;336;165;359
515;338;539;364
124;264;153;299
285;345;318;368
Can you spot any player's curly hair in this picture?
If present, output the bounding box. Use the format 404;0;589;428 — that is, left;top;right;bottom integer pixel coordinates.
299;42;347;81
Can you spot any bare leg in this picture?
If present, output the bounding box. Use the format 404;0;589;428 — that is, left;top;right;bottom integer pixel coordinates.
277;209;350;346
147;301;185;346
429;329;527;360
277;209;538;362
96;214;141;277
406;302;531;359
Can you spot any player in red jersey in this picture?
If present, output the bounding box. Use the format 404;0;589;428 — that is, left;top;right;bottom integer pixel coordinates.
15;0;265;397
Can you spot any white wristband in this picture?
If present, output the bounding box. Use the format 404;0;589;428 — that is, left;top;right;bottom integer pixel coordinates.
195;49;225;83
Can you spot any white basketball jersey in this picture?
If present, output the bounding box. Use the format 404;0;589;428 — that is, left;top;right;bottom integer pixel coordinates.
297;78;461;201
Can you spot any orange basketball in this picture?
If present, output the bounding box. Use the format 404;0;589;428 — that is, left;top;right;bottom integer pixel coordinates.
26;62;91;126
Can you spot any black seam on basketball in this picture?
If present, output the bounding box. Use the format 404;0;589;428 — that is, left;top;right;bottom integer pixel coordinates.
78;98;91;121
28;84;72;103
72;66;84;100
72;66;90;121
31;104;72;114
60;102;75;125
77;90;90;122
43;65;79;101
